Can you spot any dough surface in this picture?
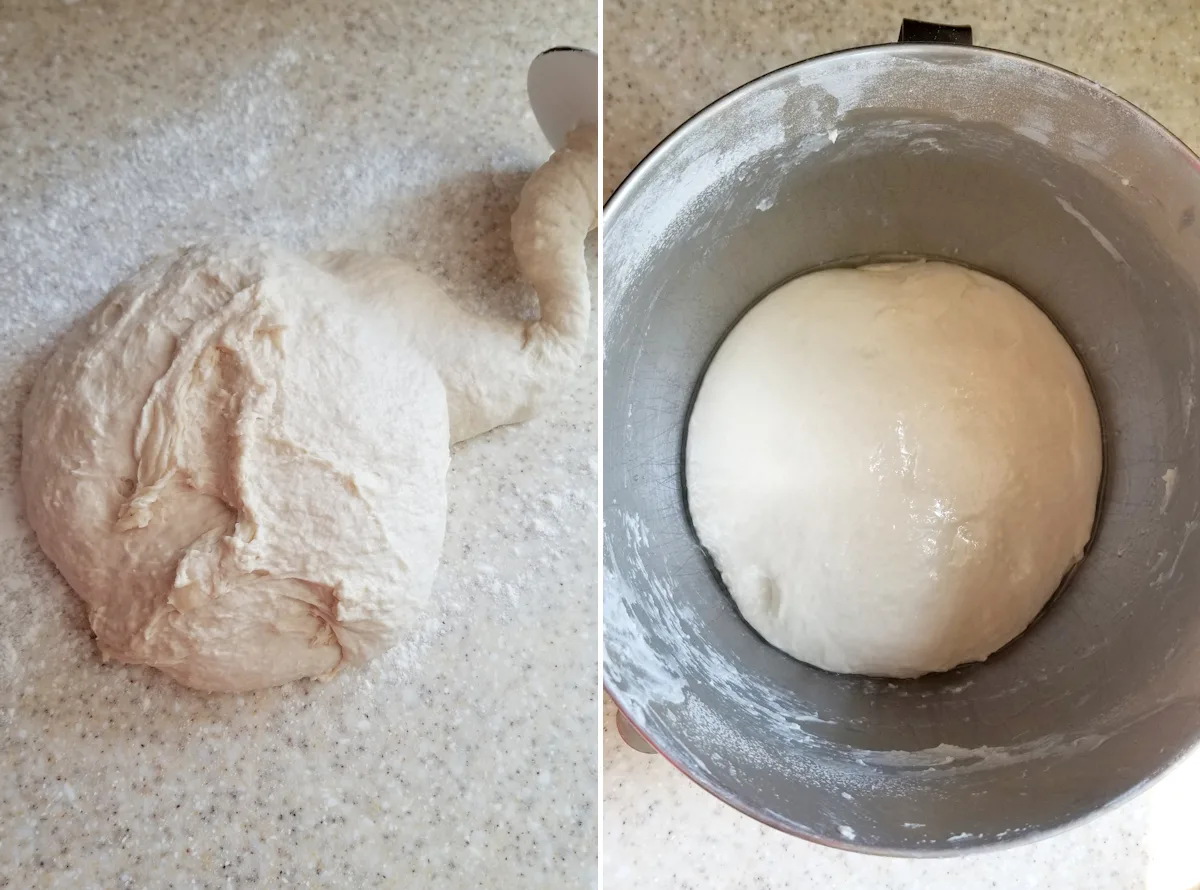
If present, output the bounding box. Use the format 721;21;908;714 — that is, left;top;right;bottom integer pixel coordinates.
22;243;449;691
686;262;1102;678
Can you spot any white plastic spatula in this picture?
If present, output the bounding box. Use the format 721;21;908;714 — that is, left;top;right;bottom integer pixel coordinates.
527;47;597;150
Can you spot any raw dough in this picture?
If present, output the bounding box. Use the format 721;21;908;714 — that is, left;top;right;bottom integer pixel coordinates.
312;124;598;443
686;262;1102;678
23;244;450;691
22;126;596;692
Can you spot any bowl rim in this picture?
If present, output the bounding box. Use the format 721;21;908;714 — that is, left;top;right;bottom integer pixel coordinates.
602;39;1200;856
603;41;1200;223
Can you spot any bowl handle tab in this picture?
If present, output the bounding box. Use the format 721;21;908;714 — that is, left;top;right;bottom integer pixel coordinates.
897;18;974;46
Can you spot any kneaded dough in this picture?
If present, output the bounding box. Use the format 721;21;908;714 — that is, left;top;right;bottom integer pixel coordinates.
22;126;597;692
23;243;451;692
686;262;1102;678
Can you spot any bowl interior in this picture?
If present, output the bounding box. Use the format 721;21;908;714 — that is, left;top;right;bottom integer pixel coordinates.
603;45;1200;854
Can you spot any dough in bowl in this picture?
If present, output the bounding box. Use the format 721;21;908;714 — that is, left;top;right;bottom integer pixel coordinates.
685;262;1102;678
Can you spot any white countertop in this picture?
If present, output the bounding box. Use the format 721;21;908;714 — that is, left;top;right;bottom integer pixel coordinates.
0;0;596;886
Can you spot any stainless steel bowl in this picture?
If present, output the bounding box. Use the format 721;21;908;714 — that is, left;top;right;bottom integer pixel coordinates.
603;35;1200;855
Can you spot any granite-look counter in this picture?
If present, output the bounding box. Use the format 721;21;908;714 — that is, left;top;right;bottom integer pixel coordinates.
0;1;596;887
603;1;1200;887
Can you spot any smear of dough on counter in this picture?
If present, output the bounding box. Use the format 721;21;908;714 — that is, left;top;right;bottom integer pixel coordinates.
686;261;1102;678
21;126;596;692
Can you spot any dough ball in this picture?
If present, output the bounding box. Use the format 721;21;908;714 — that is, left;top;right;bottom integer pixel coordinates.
686;262;1102;678
22;242;449;692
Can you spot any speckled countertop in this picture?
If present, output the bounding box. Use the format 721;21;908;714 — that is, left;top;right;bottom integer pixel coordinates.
0;1;596;887
604;1;1200;887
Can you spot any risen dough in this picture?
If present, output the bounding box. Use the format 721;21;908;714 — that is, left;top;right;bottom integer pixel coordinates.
22;126;596;692
686;262;1102;678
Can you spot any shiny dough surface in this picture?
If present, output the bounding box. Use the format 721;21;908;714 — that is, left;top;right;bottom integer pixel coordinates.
686;262;1102;678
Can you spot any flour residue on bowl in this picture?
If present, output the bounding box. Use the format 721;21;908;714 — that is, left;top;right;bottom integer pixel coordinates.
1056;196;1128;265
1154;518;1200;586
619;509;650;549
855;735;1109;773
602;87;789;323
603;566;687;725
1181;374;1195;434
1161;467;1179;514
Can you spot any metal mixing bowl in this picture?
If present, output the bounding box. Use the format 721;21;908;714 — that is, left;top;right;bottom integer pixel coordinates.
603;36;1200;855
